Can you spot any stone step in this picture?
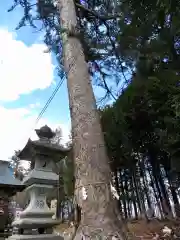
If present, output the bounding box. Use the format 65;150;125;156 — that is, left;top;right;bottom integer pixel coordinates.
7;234;63;240
12;219;60;229
20;211;53;219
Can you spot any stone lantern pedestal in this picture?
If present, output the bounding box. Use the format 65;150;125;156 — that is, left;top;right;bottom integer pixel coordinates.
7;125;70;240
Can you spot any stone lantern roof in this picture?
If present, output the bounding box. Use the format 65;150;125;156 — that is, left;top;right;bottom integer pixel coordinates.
35;125;55;140
18;125;70;162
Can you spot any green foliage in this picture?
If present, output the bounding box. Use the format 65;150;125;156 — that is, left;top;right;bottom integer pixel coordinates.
99;0;180;171
99;0;180;215
8;0;180;102
51;127;63;145
9;150;21;169
10;150;30;179
52;128;74;198
101;74;180;167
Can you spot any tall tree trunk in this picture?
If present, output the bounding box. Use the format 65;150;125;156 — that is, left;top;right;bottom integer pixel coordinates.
149;153;170;217
163;165;180;218
58;0;126;238
158;166;172;216
124;176;130;218
139;161;153;218
132;166;146;219
147;165;164;218
120;170;128;219
130;175;138;219
114;170;123;214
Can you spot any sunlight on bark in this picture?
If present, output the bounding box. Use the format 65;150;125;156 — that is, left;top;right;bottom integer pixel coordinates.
81;186;88;200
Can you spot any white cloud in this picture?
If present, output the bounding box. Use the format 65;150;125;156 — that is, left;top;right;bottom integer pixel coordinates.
0;106;71;160
0;29;70;161
29;102;41;109
0;28;54;101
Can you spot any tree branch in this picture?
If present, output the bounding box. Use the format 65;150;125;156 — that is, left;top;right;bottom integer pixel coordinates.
94;61;117;101
103;21;129;84
75;3;129;85
75;3;121;21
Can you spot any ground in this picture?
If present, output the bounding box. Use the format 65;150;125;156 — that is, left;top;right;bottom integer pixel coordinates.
54;219;180;239
127;219;180;239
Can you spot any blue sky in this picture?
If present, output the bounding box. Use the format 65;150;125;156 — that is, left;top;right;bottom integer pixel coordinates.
0;0;71;159
1;0;70;123
0;0;118;160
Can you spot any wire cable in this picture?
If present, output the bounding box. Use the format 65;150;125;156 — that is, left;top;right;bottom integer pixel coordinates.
34;52;79;127
35;77;64;125
24;75;65;141
22;49;81;144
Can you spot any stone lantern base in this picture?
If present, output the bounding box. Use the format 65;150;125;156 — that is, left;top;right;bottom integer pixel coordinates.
7;184;64;240
7;233;63;240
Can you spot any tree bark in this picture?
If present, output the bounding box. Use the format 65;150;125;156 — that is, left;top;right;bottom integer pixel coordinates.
139;161;153;218
163;165;180;218
147;165;164;218
57;0;126;238
120;170;128;219
130;175;138;219
114;171;123;215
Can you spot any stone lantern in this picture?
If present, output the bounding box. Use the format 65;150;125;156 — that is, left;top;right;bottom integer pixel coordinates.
8;125;70;240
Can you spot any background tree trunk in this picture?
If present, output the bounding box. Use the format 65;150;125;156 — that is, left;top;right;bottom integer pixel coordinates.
57;0;126;238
